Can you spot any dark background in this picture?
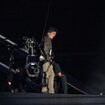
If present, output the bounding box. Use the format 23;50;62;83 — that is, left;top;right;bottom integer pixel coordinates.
0;0;105;94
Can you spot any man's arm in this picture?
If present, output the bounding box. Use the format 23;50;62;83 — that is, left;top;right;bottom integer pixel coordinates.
43;36;51;61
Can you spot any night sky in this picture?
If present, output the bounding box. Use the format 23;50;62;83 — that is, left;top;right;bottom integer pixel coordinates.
0;0;105;94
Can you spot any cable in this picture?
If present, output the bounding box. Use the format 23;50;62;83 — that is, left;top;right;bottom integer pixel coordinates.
38;0;53;49
66;82;89;95
41;0;53;40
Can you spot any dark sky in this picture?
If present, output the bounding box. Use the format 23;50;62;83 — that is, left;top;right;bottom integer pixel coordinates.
0;0;105;94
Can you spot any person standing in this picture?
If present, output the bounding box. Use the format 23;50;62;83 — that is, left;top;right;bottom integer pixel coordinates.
41;27;57;93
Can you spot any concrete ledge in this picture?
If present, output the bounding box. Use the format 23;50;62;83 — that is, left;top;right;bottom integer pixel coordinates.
0;92;105;105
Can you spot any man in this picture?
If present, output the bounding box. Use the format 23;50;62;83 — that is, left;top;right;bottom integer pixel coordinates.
53;61;68;94
41;27;57;93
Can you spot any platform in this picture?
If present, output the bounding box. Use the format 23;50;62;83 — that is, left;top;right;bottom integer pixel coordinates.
0;92;105;105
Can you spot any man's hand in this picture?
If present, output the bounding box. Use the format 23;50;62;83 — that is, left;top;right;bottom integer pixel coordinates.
58;72;64;77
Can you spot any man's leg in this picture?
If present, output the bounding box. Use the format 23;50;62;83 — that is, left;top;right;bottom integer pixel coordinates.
47;66;55;93
42;62;55;93
41;62;50;93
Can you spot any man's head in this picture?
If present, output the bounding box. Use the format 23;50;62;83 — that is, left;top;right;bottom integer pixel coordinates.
47;27;58;39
